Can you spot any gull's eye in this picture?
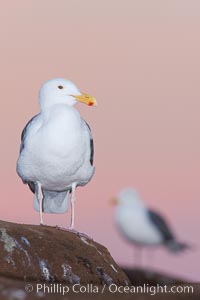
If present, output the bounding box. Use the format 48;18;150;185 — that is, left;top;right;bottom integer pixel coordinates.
58;85;64;89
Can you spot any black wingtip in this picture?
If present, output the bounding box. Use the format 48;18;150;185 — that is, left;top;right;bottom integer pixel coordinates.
167;241;190;253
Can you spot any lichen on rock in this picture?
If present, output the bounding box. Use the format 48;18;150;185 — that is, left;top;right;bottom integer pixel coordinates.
0;220;130;285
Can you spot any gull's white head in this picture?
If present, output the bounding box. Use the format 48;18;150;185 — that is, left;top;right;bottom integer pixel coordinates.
112;188;144;208
39;78;97;111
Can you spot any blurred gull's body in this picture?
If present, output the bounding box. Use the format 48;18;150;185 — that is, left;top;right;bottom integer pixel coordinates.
114;188;188;253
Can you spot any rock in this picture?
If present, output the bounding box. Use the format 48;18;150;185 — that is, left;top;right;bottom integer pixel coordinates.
1;220;196;300
0;220;129;285
122;268;188;286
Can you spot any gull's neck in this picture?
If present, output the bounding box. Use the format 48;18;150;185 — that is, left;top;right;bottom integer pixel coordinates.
40;103;81;128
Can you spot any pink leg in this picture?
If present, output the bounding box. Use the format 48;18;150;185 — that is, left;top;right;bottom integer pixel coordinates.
69;182;77;229
36;181;44;225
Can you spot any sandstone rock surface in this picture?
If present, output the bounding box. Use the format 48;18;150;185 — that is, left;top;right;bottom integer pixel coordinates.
0;220;197;300
0;220;129;285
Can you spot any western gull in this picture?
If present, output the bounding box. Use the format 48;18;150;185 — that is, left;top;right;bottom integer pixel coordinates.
16;78;97;229
112;188;188;255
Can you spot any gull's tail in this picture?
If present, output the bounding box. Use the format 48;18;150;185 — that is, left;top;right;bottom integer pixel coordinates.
167;240;190;253
34;190;70;214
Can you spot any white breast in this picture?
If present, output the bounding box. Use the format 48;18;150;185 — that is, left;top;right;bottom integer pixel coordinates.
17;105;92;190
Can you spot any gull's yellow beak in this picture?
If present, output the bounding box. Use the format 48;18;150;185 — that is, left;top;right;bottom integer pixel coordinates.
110;198;118;206
71;93;97;107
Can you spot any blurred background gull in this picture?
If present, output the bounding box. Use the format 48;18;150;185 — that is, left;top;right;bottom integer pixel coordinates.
111;188;189;269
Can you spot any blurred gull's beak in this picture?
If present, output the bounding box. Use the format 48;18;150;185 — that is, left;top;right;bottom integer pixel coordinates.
110;198;118;206
71;93;97;107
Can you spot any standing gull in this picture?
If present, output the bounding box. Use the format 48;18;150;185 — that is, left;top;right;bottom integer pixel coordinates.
112;188;188;255
17;78;97;229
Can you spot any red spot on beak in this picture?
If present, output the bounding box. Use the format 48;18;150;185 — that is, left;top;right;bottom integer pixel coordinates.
88;101;93;106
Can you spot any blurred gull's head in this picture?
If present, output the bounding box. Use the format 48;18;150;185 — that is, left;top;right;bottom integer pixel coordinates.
112;188;144;208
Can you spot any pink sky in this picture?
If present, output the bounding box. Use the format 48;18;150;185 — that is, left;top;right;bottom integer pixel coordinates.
0;1;199;281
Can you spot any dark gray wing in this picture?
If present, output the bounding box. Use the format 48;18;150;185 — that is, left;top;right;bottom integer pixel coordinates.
20;114;39;193
148;209;175;242
20;114;39;153
84;121;94;166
